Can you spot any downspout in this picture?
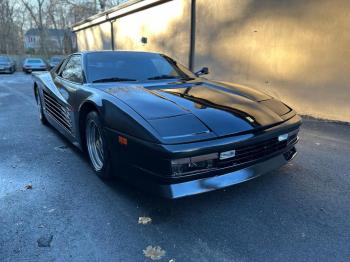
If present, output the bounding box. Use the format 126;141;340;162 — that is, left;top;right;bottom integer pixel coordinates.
189;0;196;71
110;20;115;50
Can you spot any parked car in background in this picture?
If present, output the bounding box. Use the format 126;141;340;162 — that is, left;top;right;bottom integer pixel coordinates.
32;51;301;198
0;55;16;74
22;58;48;73
49;56;64;69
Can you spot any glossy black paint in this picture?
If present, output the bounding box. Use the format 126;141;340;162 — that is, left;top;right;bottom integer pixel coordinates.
32;51;301;198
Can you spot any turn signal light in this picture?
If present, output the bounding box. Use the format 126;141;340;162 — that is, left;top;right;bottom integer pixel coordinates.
171;153;218;176
118;136;128;145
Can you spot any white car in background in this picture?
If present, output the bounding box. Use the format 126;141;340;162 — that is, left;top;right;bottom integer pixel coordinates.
22;58;48;74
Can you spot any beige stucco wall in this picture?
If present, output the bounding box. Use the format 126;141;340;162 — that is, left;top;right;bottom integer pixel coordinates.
76;21;112;51
195;0;350;122
75;0;350;122
113;0;191;65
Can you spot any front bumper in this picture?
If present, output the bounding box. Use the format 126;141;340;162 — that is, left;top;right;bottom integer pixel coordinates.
105;114;301;198
0;67;12;72
23;67;47;72
143;149;295;198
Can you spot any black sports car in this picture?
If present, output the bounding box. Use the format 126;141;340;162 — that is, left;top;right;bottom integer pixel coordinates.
32;51;301;198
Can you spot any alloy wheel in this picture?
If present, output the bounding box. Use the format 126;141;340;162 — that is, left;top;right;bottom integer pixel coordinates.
86;120;104;171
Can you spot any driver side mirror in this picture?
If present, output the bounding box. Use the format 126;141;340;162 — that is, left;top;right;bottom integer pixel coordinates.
195;67;209;77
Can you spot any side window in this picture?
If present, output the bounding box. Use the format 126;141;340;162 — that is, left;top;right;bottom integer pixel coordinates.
61;55;83;83
54;58;66;74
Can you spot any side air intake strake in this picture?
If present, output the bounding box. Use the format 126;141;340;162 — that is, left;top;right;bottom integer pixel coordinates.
43;90;73;133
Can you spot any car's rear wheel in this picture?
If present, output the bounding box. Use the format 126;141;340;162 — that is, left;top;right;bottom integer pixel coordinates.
85;111;112;179
36;89;48;125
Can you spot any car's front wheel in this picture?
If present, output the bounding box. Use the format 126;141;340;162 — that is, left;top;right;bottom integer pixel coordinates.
85;111;112;179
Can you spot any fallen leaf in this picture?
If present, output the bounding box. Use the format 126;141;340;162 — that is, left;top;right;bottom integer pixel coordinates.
138;216;152;225
143;246;166;260
24;184;32;190
54;145;68;152
37;235;53;247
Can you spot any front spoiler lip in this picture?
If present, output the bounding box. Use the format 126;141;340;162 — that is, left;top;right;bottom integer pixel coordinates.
146;152;291;199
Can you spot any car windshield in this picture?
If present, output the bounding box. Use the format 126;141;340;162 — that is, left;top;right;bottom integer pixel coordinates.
27;59;43;64
86;52;196;83
0;57;10;62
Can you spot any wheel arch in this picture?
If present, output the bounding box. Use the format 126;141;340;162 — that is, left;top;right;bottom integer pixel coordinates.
33;82;39;103
78;100;101;151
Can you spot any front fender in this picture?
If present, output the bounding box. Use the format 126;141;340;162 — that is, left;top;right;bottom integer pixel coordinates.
78;90;160;144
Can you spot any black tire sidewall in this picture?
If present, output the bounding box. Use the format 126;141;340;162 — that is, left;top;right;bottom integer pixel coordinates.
36;91;48;125
85;111;112;179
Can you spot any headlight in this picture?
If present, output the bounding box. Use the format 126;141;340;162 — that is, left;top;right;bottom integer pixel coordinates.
171;153;218;176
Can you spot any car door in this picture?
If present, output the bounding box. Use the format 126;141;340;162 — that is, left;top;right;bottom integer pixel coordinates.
45;55;84;139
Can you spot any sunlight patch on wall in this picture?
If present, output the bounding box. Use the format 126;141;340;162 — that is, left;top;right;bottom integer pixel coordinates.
77;22;111;51
114;0;190;63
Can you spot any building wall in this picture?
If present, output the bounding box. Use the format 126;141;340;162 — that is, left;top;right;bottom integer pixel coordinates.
195;0;350;122
24;36;40;49
113;0;191;65
75;0;350;122
76;21;112;51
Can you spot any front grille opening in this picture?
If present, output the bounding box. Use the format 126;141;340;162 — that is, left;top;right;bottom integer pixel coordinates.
217;134;297;168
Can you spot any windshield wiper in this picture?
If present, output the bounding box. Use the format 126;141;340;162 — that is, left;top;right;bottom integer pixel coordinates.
147;75;179;80
179;77;195;81
92;77;137;83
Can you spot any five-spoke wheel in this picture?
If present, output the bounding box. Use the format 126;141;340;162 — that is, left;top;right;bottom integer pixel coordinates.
85;111;112;179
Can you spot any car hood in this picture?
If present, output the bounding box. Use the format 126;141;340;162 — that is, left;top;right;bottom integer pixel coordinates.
100;80;293;143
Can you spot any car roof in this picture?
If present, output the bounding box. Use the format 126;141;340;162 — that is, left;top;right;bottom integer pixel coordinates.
25;58;44;61
74;50;163;56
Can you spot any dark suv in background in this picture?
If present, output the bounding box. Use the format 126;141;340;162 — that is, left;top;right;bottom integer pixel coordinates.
0;56;16;74
49;56;64;69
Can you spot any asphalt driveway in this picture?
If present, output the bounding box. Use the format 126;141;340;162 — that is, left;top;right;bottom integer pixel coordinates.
1;72;349;261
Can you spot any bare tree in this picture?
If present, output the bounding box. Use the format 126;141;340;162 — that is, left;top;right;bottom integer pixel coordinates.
47;0;64;53
21;0;48;55
0;0;24;54
0;0;127;55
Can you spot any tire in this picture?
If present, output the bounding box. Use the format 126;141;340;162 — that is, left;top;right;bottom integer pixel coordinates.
85;111;112;179
36;89;48;125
